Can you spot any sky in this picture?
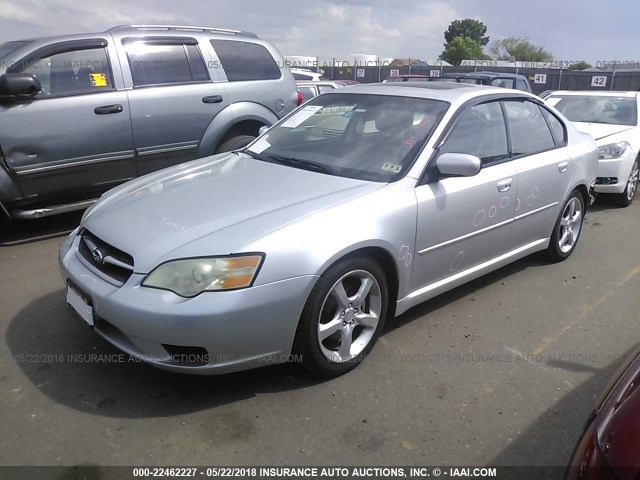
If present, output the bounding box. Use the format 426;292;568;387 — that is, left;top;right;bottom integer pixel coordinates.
0;0;639;64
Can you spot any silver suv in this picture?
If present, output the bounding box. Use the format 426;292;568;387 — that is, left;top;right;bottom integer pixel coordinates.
0;25;297;220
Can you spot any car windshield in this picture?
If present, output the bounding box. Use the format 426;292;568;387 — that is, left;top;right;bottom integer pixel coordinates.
245;93;449;182
548;95;637;126
0;41;30;62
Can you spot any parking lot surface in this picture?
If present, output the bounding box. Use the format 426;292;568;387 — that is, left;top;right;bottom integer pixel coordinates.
1;199;639;473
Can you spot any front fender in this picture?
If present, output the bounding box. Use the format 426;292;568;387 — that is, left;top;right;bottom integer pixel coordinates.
244;179;419;308
198;102;280;156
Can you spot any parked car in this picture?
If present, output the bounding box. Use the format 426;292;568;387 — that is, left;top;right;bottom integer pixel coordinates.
290;68;324;81
296;80;349;102
545;91;640;206
566;348;640;480
0;24;298;221
383;74;430;83
430;72;533;92
60;82;597;377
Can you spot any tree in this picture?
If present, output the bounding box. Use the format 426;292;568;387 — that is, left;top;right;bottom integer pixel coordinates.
444;19;489;47
490;37;553;62
568;61;592;71
440;37;491;66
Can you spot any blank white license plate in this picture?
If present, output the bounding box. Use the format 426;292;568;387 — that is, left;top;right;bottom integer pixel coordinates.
66;285;94;326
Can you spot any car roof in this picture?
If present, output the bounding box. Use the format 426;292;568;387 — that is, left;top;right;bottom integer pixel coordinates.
328;82;535;103
548;90;639;98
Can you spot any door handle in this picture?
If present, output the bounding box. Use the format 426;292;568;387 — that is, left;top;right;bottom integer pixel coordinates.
94;104;123;115
202;95;223;104
558;161;569;173
497;178;512;192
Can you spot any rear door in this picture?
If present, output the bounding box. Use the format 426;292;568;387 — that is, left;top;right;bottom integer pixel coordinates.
504;99;571;247
119;36;229;174
0;39;136;200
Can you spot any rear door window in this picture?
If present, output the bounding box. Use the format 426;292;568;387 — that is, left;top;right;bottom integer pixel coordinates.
503;100;556;156
211;40;281;81
125;42;209;86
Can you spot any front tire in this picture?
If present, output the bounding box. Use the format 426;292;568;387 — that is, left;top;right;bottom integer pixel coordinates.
545;191;585;262
612;159;639;207
294;256;389;377
216;135;256;153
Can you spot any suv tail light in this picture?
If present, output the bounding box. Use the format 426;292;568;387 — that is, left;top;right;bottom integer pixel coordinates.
297;90;303;106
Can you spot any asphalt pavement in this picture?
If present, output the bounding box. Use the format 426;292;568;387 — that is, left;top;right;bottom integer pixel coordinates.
1;198;639;475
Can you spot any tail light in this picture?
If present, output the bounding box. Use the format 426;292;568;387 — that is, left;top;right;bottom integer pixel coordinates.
566;418;616;480
297;90;303;106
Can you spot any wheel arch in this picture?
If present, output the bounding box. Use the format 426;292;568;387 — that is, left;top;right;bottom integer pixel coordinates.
198;102;279;156
313;243;402;318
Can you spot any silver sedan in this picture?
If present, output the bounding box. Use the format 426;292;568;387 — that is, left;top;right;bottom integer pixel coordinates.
59;83;598;376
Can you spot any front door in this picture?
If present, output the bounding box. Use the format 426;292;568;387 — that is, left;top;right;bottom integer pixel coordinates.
0;41;135;202
412;100;517;292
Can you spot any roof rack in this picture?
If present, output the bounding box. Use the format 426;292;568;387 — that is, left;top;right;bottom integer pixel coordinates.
107;25;258;38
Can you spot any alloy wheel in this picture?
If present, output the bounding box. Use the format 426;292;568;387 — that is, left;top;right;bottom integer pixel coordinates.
558;197;583;254
626;161;639;202
317;270;382;363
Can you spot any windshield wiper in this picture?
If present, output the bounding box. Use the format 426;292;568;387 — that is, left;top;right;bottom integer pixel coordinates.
242;149;267;161
264;155;335;175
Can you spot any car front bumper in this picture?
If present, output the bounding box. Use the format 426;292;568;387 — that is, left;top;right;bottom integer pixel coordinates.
594;150;635;194
59;230;317;375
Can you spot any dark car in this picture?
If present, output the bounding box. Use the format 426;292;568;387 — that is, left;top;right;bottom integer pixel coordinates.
429;71;532;92
566;349;640;479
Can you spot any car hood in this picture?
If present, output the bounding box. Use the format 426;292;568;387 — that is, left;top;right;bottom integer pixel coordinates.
84;153;381;272
572;122;635;141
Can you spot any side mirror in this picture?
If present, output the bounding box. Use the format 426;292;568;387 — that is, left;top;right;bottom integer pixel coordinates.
0;73;42;98
258;125;269;136
436;153;482;177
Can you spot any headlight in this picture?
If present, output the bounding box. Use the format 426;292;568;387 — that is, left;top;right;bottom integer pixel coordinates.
598;141;630;159
142;255;264;297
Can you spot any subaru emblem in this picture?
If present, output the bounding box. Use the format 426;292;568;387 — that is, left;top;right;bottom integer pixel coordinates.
92;248;104;264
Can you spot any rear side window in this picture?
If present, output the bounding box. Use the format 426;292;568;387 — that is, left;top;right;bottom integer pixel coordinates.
318;85;335;94
211;40;281;81
516;79;529;91
440;101;509;165
126;43;209;86
503;101;556;156
540;107;566;146
491;78;515;88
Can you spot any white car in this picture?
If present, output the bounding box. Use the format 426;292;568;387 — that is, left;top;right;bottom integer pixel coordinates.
545;91;639;206
290;68;323;81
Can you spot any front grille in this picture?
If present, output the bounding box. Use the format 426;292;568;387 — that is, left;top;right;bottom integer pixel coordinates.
78;229;134;284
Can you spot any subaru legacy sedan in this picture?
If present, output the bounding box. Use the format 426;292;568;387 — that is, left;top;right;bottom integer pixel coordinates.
59;83;597;377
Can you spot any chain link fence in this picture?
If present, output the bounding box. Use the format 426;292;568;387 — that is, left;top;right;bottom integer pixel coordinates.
322;64;640;94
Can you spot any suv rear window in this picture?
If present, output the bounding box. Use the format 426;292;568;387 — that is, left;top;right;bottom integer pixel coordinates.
126;43;209;86
211;40;281;81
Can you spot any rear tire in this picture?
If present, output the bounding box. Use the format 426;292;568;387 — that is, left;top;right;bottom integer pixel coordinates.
216;135;256;153
545;191;584;262
294;255;389;377
612;159;639;207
